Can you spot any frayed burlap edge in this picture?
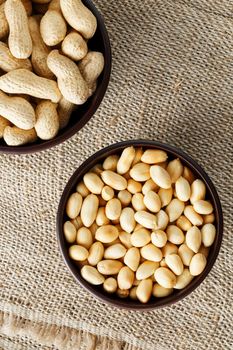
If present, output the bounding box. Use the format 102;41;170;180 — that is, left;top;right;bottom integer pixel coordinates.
0;311;141;350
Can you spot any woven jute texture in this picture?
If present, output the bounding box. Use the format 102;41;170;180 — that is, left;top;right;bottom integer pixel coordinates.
0;0;233;349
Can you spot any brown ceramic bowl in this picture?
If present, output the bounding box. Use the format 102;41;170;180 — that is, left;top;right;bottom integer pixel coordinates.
0;0;111;154
57;140;223;310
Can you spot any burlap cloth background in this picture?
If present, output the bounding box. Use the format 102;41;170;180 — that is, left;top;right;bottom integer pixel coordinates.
0;0;233;349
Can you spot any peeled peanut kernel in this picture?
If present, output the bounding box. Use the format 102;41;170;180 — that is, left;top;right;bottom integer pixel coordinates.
151;230;167;248
155;210;169;230
129;286;138;300
127;179;142;194
165;254;184;276
166;225;184;245
203;213;215;224
101;186;114;201
116;288;129;298
64;221;76;243
131;228;151;247
150;165;171;189
154;267;176;288
81;265;105;285
184;205;203;226
190;179;206;204
136;279;152;303
186;226;202;253
201;223;216;247
166;199;185;222
103;155;119;171
193;200;213;215
166;158;183;183
87;242;104;266
143;191;161;213
189;253;207;276
158;187;173;207
198;245;210;258
162;242;178;257
76;181;90;197
132;147;143;165
178;244;194;266
152;284;173;297
118;190;132;207
80;194;99;227
103;277;117;293
183;166;195;184
71;216;83;230
175;176;191;202
140;244;162;262
117;146;135;174
76;227;93;249
118;266;134;290
83;172;104;194
120;207;136;233
132;193;146;211
66;192;83;219
101;170;127;191
136;261;159;280
134;210;157;229
174;268;193;289
96;207;110;226
129;162;150;182
176;215;192;231
105;198;122;220
97;260;123;275
95;225;118;243
104;243;126;259
69;245;88;261
124;247;140;271
142;179;159;195
141;149;168;164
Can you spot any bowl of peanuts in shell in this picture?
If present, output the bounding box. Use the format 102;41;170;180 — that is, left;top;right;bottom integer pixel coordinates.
57;140;223;310
0;0;111;153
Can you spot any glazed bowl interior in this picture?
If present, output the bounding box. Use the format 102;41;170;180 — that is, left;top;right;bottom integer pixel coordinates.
57;140;223;310
0;0;111;154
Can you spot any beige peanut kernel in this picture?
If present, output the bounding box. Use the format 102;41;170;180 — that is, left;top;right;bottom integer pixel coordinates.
141;149;168;164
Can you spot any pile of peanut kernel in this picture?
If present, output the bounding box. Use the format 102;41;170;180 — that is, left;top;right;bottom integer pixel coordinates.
64;147;216;303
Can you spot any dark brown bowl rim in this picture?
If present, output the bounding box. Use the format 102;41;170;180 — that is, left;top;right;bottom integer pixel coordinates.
56;140;223;311
0;0;111;154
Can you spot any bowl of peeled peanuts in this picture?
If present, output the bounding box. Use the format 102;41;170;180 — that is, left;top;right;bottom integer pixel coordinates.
57;140;223;310
0;0;111;153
